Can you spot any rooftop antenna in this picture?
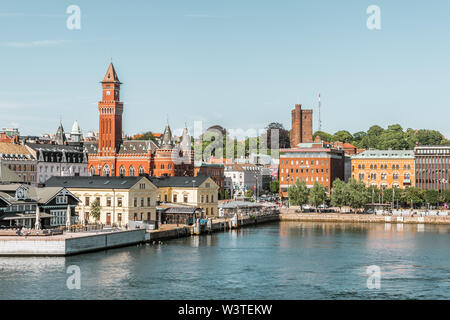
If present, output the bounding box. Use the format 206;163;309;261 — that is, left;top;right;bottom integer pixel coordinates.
318;93;322;132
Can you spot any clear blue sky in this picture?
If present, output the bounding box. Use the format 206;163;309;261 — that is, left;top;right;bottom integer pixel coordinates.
1;0;450;139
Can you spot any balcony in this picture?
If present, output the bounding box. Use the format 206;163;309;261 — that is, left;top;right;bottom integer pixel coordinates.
403;179;411;185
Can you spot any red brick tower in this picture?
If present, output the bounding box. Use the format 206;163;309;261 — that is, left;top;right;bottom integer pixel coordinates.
98;63;123;155
290;104;313;147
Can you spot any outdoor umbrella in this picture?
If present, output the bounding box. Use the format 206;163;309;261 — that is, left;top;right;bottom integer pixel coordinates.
34;206;41;230
66;204;71;228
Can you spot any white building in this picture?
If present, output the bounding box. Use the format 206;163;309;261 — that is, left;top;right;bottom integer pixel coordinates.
224;163;263;198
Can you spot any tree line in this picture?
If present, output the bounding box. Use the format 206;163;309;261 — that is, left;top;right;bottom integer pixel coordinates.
288;178;450;212
313;124;450;150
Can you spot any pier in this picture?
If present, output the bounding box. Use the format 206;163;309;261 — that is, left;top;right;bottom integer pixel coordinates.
0;213;280;256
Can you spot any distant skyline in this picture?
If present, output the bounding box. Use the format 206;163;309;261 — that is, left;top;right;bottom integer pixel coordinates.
1;1;450;139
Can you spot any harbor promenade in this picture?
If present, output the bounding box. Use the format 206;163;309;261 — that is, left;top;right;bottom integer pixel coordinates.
0;213;280;256
280;207;450;225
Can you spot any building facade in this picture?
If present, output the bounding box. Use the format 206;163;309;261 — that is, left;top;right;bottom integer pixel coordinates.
290;104;313;147
0;184;79;228
414;145;450;191
224;163;263;198
0;142;37;185
351;150;415;189
194;163;224;195
279;141;345;197
86;63;194;178
151;176;219;217
46;176;158;226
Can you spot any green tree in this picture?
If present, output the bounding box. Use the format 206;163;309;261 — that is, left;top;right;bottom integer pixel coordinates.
262;122;290;149
440;190;450;205
330;178;347;211
244;189;253;198
270;180;279;193
424;189;440;206
346;179;370;212
224;190;230;200
134;131;157;143
332;130;353;143
313;131;332;143
361;125;384;149
309;182;326;212
287;180;309;209
90;198;101;222
377;124;409;150
400;187;425;208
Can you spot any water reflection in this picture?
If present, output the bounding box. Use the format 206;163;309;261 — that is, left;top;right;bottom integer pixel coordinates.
1;222;449;300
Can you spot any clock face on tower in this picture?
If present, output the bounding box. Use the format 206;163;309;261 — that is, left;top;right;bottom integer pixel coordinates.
106;90;111;96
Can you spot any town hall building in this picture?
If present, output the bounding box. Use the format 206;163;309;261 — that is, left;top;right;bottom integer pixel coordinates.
86;63;194;177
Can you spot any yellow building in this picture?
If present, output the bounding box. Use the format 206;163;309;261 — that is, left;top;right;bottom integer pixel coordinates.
45;175;220;225
351;150;415;189
46;176;157;226
151;176;219;217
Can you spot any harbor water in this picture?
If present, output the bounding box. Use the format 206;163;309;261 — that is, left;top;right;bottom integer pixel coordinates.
0;221;449;299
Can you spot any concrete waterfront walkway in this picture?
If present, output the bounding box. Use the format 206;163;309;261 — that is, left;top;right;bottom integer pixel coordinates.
0;214;281;256
280;209;450;225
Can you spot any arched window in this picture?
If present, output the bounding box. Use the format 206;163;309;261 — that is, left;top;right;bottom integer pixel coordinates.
129;166;135;176
119;166;125;177
393;172;399;180
139;166;145;175
381;173;387;180
103;164;110;177
371;173;377;180
404;173;410;180
90;166;95;176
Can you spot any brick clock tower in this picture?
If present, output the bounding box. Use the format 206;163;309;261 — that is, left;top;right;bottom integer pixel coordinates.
98;63;123;155
87;62;194;178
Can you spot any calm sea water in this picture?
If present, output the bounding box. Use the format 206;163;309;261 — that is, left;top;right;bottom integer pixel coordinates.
0;222;449;300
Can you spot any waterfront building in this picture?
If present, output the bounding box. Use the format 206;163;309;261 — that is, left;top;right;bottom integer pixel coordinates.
194;163;225;195
351;149;415;189
279;141;345;197
151;175;219;217
290;104;313;147
224;163;263;198
86;63;194;178
0;142;37;185
45;175;158;226
157;205;203;225
414;145;450;191
0;184;79;228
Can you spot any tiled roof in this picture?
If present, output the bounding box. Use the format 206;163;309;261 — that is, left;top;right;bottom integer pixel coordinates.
0;142;34;160
149;175;210;188
45;176;150;189
351;150;414;159
118;140;157;154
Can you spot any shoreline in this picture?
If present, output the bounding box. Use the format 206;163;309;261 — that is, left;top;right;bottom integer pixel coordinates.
279;210;450;225
0;214;280;257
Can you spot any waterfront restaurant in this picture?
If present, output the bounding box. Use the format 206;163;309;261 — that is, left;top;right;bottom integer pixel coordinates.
0;184;79;228
150;175;219;217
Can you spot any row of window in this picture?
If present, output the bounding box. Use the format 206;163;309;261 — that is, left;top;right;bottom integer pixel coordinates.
282;168;329;174
282;159;329;166
354;164;411;170
84;196;150;207
8;164;35;171
281;176;329;183
358;173;410;180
